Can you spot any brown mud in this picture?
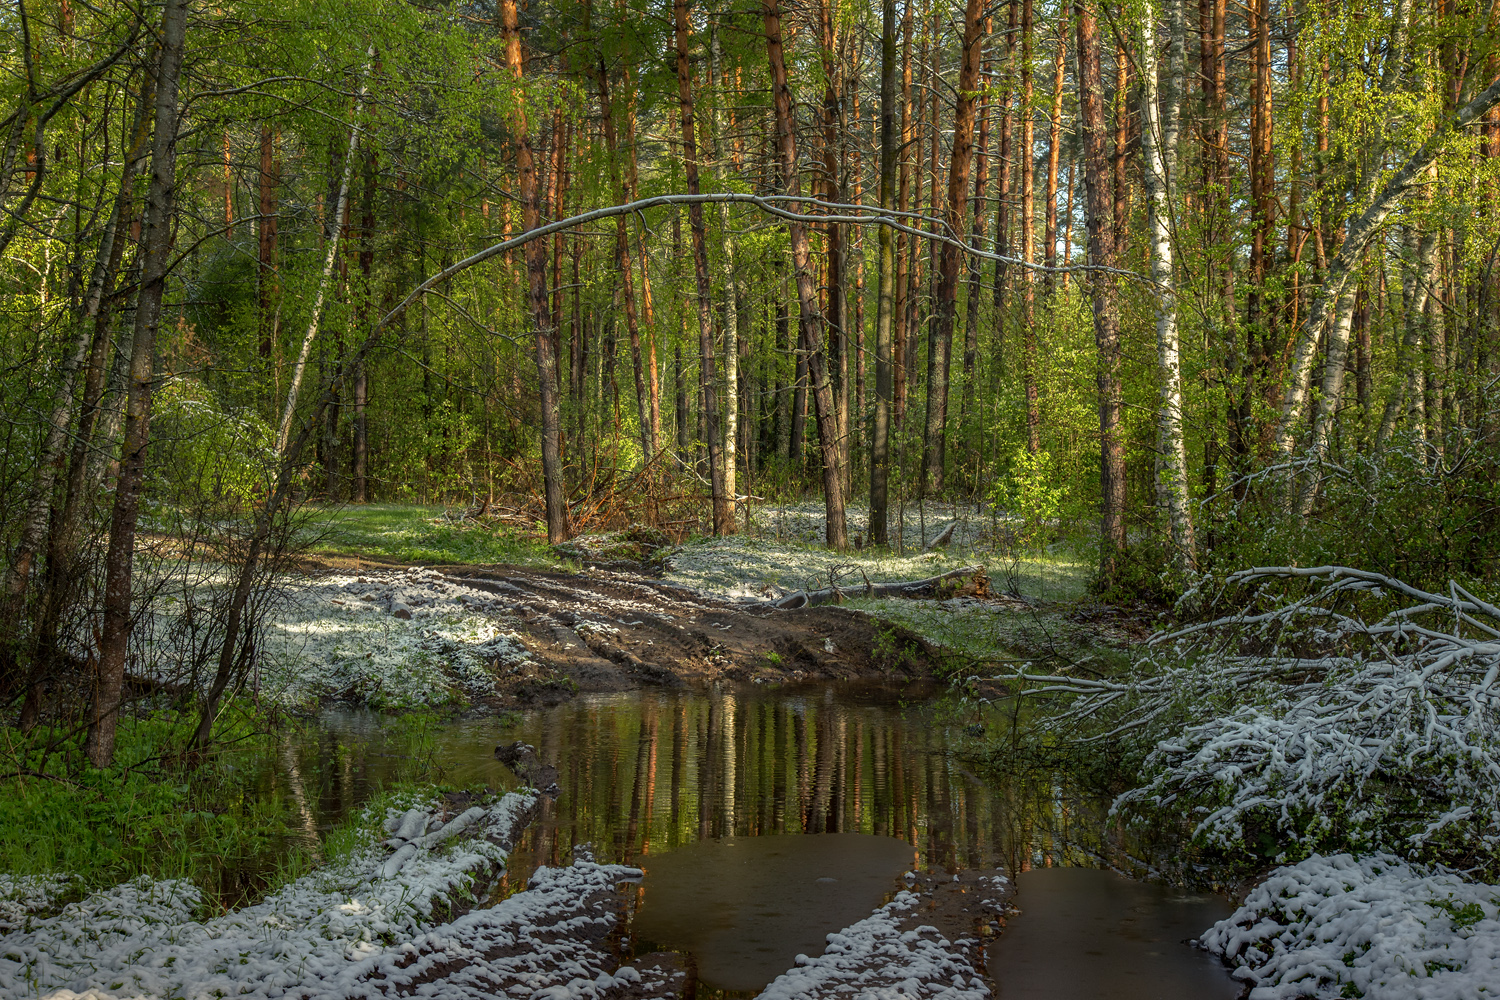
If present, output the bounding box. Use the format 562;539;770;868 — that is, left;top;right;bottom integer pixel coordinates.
430;564;944;709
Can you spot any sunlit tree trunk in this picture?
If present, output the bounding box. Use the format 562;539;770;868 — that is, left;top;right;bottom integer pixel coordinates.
501;0;569;542
712;25;738;510
870;0;898;547
1020;0;1040;455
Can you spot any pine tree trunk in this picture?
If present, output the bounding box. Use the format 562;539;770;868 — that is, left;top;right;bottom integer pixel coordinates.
501;0;568;542
1020;0;1040;454
595;61;654;465
923;0;986;493
870;0;899;547
674;0;730;534
1075;0;1128;583
257;125;279;366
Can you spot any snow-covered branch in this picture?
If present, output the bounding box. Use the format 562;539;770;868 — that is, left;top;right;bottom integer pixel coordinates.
992;566;1500;868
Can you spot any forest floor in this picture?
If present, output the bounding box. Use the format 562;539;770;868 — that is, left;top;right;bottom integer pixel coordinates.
260;499;1130;714
11;505;1498;998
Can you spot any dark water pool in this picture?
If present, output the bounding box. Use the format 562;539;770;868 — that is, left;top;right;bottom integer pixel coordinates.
273;680;1238;996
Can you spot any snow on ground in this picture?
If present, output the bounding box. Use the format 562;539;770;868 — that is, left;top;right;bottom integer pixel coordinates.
667;500;1086;604
0;874;76;933
1202;853;1500;999
0;790;537;1000
757;890;990;1000
259;568;537;709
303;860;668;1000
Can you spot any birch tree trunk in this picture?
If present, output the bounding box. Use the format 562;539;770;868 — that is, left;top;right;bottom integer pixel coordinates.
1140;0;1195;569
1275;23;1500;461
712;26;738;509
870;0;898;547
275;51;372;454
1;69;152;611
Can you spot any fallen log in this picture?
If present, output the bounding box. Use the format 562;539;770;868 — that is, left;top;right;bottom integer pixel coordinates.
923;522;957;551
764;565;988;610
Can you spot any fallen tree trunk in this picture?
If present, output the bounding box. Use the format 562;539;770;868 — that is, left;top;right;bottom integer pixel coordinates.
766;565;988;609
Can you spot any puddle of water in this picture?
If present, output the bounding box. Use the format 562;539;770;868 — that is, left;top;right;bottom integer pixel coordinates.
262;681;1238;996
988;867;1238;999
629;833;915;992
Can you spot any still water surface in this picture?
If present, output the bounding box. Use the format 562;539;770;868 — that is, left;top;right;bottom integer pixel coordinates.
274;680;1238;996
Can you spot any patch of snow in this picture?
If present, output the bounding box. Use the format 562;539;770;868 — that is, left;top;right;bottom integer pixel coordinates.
258;568;537;709
757;890;988;1000
1;790;537;999
1202;853;1500;999
666;500;1085;605
302;860;655;1000
0;874;76;933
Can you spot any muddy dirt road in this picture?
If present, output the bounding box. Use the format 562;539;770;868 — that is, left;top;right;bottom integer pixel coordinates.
435;564;942;707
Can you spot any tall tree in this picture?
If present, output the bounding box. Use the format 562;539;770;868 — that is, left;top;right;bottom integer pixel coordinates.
1075;0;1127;581
1140;0;1195;569
870;0;898;547
764;0;847;549
923;0;986;492
87;0;189;768
593;48;654;465
501;0;569;543
675;0;731;534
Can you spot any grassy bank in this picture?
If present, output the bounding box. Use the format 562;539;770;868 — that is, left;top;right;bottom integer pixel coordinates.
301;504;564;567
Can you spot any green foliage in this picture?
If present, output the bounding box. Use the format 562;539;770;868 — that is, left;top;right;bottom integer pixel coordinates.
0;711;306;908
1202;435;1500;592
148;379;275;505
989;448;1067;549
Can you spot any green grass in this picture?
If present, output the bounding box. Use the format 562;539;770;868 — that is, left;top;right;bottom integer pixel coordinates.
986;550;1094;602
301;503;565;567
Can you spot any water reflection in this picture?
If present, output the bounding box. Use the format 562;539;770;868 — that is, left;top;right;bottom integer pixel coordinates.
277;681;1146;878
989;868;1238;999
265;681;1238;996
630;833;915;991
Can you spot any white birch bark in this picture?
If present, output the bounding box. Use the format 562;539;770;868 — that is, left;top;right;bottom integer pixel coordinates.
1275;1;1500;461
276;49;373;454
712;27;738;511
1141;0;1195;569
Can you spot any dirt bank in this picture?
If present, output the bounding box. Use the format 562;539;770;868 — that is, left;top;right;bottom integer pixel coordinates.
439;565;941;707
